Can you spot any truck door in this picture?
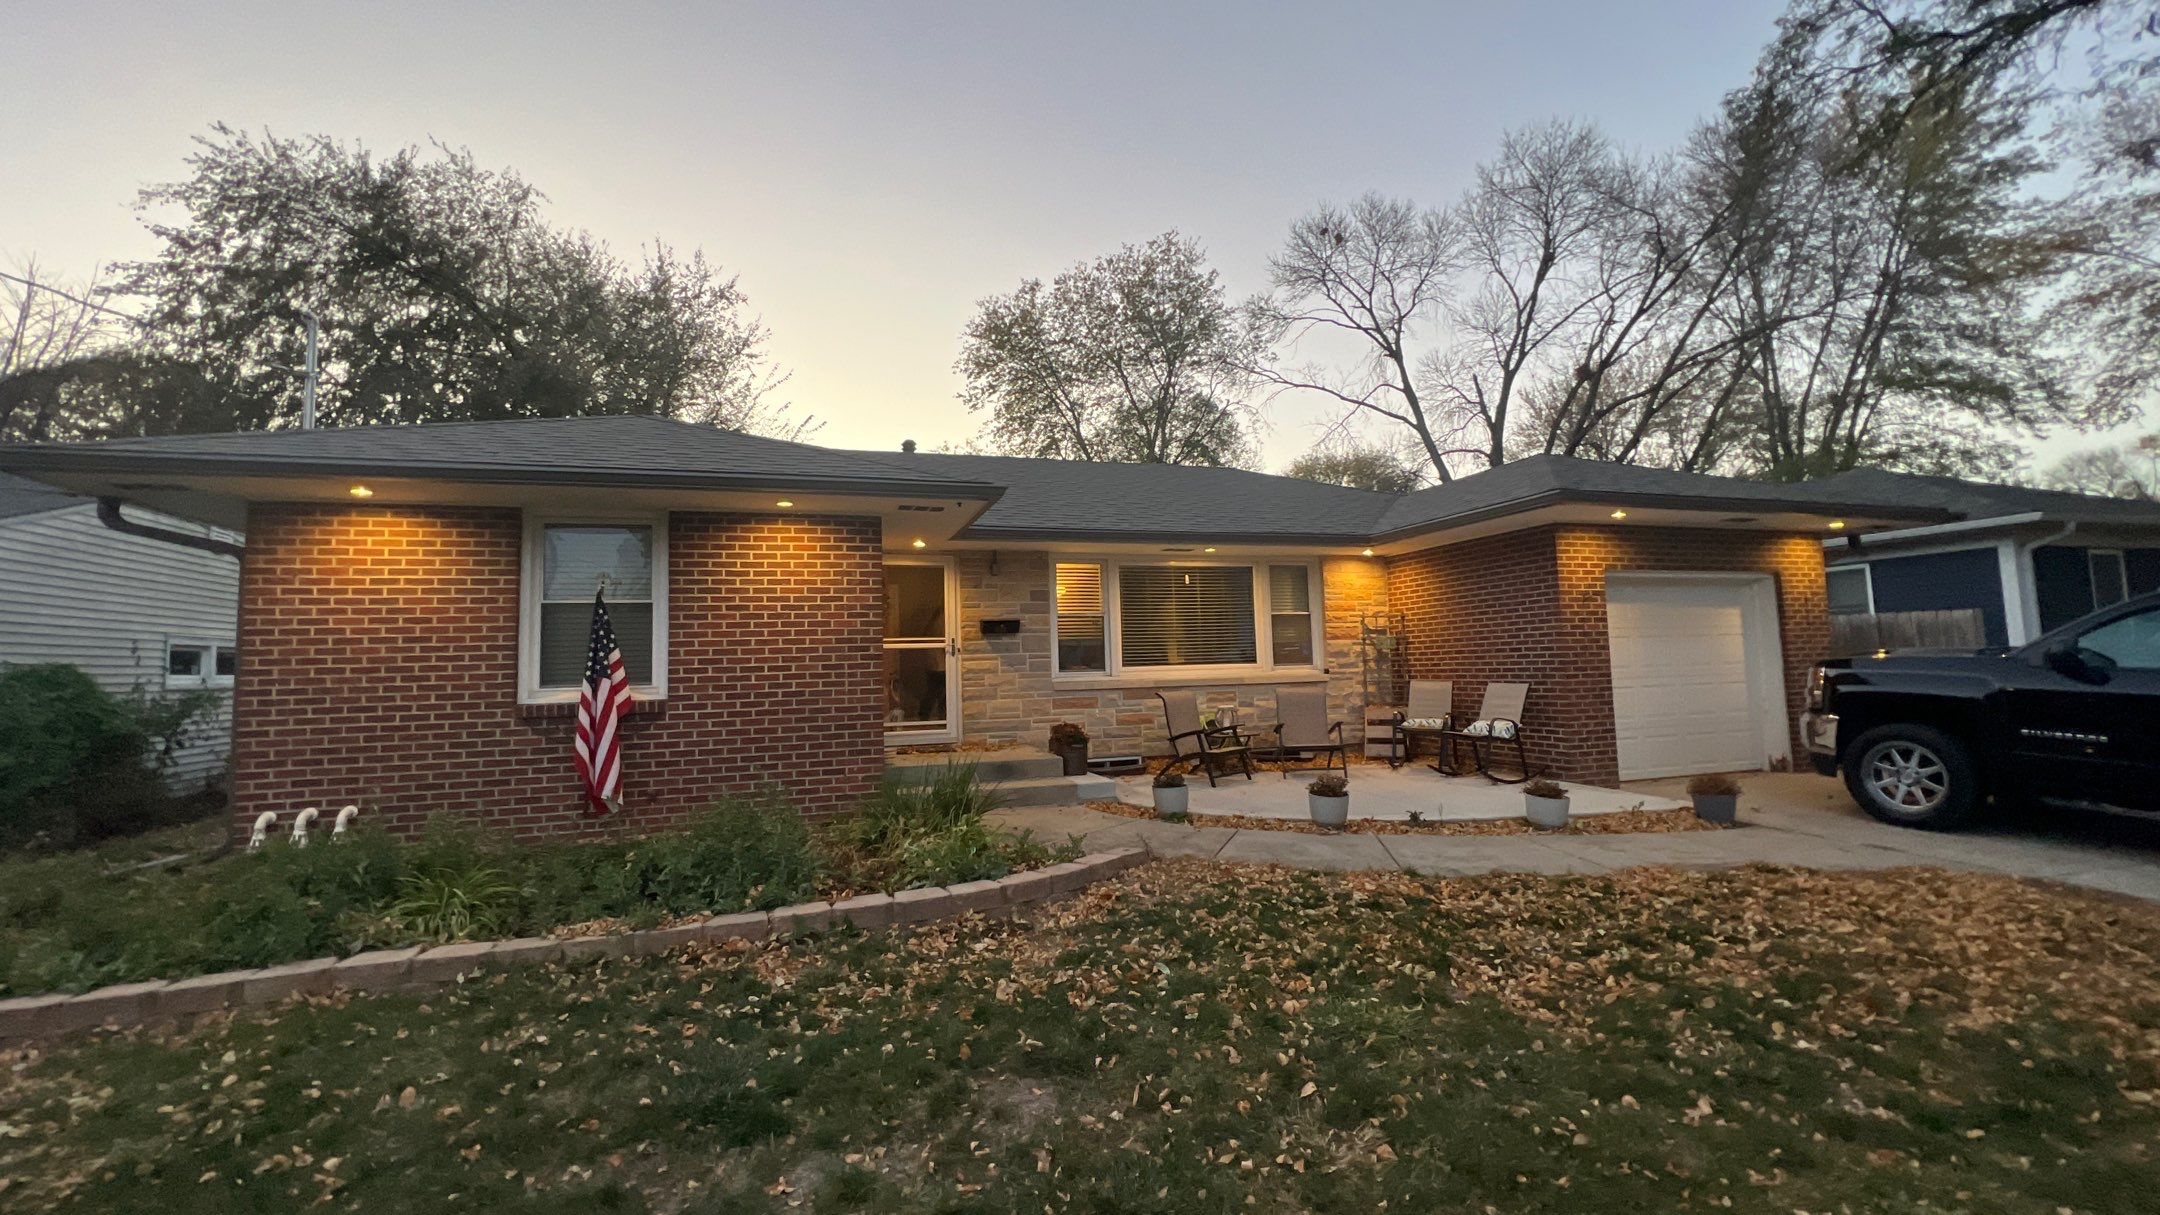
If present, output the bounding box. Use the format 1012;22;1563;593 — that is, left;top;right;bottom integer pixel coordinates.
2004;603;2160;811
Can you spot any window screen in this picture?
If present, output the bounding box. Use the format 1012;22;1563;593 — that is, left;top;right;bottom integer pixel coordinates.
538;525;656;687
1268;564;1315;666
1055;562;1107;672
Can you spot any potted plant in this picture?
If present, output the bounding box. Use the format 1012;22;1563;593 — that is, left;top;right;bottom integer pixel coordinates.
1152;769;1189;818
1522;778;1571;829
1048;722;1090;776
1687;773;1740;825
1308;773;1350;830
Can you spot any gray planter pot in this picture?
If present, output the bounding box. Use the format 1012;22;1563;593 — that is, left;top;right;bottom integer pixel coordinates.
1692;793;1738;825
1153;784;1189;818
1050;740;1089;776
1308;792;1350;830
1524;793;1571;829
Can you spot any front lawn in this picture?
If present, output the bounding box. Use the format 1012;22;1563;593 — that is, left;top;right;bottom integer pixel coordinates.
5;862;2157;1213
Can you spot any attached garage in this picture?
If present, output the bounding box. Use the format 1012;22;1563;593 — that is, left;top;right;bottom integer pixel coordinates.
1604;574;1792;780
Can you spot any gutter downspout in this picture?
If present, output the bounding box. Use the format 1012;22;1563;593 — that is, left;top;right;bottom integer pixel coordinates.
2011;521;2077;644
96;497;245;560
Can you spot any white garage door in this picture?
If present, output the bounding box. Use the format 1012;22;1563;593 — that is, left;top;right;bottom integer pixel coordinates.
1605;576;1784;780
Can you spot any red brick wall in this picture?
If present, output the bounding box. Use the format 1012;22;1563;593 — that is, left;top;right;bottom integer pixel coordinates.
232;504;884;841
1386;524;1830;785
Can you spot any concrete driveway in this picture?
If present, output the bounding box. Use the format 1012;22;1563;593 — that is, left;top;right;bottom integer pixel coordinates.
990;771;2160;901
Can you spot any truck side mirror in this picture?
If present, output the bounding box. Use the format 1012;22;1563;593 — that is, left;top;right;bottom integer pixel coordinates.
2043;643;2105;684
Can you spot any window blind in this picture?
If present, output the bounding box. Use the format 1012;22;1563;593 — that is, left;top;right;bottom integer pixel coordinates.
1118;565;1256;667
538;524;656;687
1055;562;1107;672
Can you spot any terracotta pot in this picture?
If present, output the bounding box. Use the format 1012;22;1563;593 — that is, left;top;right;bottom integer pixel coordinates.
1308;792;1349;831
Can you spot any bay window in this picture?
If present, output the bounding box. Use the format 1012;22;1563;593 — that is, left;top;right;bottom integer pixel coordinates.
522;517;667;701
1052;558;1325;679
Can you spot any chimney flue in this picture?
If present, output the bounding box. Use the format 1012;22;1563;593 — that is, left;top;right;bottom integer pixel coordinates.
901;439;917;453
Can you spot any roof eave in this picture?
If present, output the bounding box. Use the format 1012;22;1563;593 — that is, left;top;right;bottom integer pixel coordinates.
1369;488;1953;545
0;450;1004;502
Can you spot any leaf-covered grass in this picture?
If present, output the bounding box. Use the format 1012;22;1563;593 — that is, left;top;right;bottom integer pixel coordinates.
5;862;2158;1213
1;767;1074;997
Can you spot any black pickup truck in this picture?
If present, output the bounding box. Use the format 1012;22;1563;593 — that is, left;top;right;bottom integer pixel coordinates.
1802;592;2160;829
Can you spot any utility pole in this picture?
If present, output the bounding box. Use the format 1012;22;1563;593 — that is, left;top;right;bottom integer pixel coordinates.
300;308;320;428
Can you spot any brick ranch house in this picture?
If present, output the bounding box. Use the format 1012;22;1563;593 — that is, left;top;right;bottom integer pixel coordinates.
0;416;1946;840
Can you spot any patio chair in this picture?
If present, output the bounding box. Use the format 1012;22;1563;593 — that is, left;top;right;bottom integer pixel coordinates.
1437;681;1536;784
1390;679;1453;771
1264;685;1346;779
1156;690;1255;787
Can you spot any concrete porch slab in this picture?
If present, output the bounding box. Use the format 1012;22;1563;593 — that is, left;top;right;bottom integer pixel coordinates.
1116;763;1682;824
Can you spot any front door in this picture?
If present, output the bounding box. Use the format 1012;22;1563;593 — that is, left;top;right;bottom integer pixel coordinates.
883;558;960;744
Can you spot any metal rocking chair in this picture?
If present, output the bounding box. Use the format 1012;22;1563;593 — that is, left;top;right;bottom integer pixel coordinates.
1156;690;1255;787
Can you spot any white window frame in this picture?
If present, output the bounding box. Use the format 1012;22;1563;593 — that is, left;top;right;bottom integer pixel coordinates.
1824;563;1875;616
1049;555;1327;684
165;638;236;690
2088;548;2129;610
519;512;670;704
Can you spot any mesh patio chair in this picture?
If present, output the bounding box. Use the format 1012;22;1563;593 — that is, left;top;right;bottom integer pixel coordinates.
1390;679;1454;771
1265;685;1346;779
1156;690;1254;787
1437;681;1535;784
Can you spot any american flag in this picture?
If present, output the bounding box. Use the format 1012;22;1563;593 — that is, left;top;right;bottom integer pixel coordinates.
574;590;631;816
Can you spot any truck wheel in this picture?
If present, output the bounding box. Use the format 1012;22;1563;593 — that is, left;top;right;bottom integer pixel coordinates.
1841;724;1981;830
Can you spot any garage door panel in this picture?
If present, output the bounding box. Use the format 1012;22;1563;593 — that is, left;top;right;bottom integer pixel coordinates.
1606;579;1776;780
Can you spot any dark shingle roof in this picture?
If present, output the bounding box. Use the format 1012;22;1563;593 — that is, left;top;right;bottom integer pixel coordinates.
1808;467;2160;527
848;451;1400;542
0;471;83;521
0;416;997;496
1371;456;1926;536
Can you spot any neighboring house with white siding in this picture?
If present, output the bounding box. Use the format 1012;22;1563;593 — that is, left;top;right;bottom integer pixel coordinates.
0;472;241;790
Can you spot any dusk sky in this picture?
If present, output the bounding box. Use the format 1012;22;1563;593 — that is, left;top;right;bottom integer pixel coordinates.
19;0;2093;470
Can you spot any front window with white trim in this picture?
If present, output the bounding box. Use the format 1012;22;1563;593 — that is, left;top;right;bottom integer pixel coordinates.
1825;564;1873;615
1051;558;1325;678
2089;548;2129;609
521;517;667;701
166;640;236;689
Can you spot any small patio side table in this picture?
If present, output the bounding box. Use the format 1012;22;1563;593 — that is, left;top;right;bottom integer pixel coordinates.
1393;722;1472;775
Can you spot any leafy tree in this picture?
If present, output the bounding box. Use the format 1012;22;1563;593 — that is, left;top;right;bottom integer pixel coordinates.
958;232;1260;466
23;126;797;437
1282;437;1428;492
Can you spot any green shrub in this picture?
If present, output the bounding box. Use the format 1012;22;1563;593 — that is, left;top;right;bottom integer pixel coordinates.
0;664;220;850
835;764;1004;853
632;790;820;914
889;822;1078;888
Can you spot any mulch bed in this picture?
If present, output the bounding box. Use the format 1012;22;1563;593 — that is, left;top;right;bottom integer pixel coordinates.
1084;799;1725;836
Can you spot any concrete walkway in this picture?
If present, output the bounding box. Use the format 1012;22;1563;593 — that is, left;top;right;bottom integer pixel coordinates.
989;771;2160;901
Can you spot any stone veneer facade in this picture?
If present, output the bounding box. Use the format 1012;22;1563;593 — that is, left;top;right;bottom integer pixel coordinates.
949;551;1390;757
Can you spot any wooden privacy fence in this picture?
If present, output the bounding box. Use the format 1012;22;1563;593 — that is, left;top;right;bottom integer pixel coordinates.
1828;609;1987;656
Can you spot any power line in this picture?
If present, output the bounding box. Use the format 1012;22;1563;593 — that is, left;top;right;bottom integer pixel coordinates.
0;269;149;326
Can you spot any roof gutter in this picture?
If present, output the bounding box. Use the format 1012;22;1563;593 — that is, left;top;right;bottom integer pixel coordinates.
1367;488;1952;546
97;497;244;560
1822;511;2045;549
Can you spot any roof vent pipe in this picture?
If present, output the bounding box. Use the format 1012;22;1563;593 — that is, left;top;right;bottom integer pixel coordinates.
901;439;917;453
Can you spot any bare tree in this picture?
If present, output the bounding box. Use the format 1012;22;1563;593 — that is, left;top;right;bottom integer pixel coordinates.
1248;195;1468;480
2040;430;2160;498
0;260;128;441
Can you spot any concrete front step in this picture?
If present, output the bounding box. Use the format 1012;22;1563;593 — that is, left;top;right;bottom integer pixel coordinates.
994;773;1118;807
886;747;1069;784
